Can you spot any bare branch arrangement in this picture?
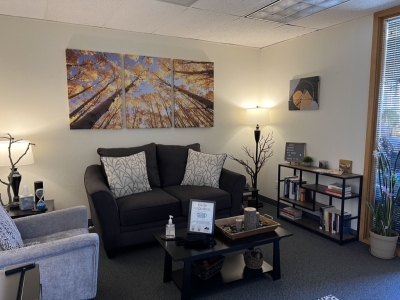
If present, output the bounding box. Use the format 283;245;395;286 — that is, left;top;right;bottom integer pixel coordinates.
228;132;274;188
0;133;35;207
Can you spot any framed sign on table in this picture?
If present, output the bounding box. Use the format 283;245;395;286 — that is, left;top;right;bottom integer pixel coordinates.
187;199;216;235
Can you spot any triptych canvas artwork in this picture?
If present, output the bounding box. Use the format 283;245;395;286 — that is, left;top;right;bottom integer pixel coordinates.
66;49;214;130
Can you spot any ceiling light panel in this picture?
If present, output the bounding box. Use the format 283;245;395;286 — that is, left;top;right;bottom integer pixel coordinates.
247;0;350;24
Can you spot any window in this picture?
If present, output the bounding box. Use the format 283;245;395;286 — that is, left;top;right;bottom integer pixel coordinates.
362;6;400;244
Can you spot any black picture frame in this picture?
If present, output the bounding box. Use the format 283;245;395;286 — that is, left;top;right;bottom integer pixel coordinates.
284;142;306;162
187;199;216;236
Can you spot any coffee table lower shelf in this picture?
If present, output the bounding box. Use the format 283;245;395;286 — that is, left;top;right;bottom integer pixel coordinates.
171;254;273;293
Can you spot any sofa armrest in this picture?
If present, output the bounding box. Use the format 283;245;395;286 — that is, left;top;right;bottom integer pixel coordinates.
219;168;246;216
0;233;99;269
84;165;120;252
14;206;88;240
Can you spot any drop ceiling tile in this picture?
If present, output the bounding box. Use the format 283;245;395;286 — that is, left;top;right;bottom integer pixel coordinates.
290;0;399;29
200;17;283;48
154;8;239;39
47;0;124;27
104;0;187;33
192;0;277;17
0;0;46;19
257;24;317;48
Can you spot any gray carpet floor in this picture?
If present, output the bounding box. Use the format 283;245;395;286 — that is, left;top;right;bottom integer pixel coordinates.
93;203;400;300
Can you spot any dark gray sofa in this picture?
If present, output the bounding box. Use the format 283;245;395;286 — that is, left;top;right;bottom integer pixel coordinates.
84;143;246;258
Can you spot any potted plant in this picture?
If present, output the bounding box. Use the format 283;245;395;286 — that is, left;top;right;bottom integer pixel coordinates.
302;156;313;167
367;146;400;259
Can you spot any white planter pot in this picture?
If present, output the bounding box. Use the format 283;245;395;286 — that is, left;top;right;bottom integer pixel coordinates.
369;229;399;259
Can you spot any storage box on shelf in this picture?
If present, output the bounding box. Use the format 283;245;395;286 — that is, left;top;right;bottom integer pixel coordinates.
277;163;363;245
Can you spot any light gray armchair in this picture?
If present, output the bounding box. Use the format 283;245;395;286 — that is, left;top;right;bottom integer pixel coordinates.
0;206;99;300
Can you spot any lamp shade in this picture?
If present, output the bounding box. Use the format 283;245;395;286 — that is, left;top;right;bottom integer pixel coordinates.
245;107;270;125
0;140;34;167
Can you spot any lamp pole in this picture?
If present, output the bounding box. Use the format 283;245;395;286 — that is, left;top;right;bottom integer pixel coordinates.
254;124;261;189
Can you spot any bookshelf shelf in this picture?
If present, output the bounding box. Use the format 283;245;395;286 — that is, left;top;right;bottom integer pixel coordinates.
277;163;363;245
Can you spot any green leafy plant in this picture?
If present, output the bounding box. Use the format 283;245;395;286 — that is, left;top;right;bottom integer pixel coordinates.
302;156;313;163
367;146;400;236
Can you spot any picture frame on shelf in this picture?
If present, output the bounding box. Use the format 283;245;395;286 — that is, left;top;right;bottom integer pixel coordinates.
284;142;306;163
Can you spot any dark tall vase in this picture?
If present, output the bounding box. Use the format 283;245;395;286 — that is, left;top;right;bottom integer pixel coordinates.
9;167;21;206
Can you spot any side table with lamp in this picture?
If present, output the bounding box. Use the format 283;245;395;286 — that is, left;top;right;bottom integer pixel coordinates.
0;134;35;209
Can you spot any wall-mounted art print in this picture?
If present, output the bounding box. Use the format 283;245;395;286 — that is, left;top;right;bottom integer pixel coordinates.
124;55;172;128
173;60;214;128
289;76;319;111
66;49;123;129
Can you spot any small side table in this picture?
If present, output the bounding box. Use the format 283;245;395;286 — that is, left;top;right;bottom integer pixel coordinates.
243;187;259;211
8;200;54;219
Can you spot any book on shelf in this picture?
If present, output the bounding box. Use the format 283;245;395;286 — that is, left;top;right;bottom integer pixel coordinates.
339;159;352;174
282;207;302;217
280;211;302;220
327;182;352;191
319;205;334;230
325;188;351;197
288;178;307;201
283;176;298;197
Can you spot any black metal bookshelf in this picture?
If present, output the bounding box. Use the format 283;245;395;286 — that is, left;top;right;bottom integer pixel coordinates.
277;163;363;245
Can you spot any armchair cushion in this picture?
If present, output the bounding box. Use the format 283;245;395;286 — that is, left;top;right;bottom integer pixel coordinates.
0;206;23;251
181;149;227;188
101;152;151;198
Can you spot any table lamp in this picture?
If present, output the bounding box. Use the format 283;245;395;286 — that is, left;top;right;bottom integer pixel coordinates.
0;140;34;207
245;107;270;207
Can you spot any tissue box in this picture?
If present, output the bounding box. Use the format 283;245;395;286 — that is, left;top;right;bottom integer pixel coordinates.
19;195;35;210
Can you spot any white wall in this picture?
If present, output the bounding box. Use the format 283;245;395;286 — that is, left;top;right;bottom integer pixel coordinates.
0;14;375;217
0;15;261;211
260;15;373;216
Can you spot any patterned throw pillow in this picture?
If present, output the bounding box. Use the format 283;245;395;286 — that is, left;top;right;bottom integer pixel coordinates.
181;149;227;188
0;206;23;251
101;151;152;198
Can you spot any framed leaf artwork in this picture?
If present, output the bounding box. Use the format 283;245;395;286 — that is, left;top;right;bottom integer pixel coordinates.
124;55;172;129
67;49;123;129
289;76;319;111
173;60;214;128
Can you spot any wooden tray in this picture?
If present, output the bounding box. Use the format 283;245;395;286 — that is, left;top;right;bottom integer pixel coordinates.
215;214;280;240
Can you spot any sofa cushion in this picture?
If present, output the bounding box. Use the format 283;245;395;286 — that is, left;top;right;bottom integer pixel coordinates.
163;185;231;217
0;206;23;250
181;149;227;188
101;152;152;198
98;142;161;188
156;143;200;187
116;188;181;226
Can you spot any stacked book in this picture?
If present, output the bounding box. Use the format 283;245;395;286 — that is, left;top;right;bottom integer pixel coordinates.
283;176;307;201
325;182;351;197
280;207;302;220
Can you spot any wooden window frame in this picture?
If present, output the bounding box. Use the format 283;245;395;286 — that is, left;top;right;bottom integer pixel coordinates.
361;5;400;246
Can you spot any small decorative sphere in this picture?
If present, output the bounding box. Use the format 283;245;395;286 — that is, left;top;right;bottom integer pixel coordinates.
37;202;46;210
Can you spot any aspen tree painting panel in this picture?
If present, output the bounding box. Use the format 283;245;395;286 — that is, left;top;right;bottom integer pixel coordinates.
124;55;172;129
288;76;319;111
173;60;214;128
67;49;123;129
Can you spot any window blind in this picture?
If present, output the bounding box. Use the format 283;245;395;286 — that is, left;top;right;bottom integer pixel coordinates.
375;16;400;243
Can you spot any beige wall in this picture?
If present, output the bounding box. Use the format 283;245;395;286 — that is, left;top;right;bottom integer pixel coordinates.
260;15;373;216
0;15;261;210
0;14;374;218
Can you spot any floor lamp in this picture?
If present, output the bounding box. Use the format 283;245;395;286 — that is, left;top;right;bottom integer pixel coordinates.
246;107;270;207
0;140;34;207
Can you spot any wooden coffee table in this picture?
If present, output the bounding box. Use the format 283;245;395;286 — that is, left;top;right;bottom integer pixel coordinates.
154;227;292;300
